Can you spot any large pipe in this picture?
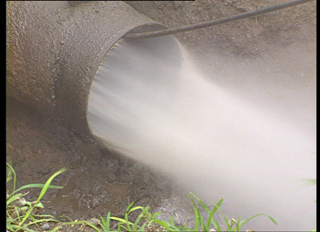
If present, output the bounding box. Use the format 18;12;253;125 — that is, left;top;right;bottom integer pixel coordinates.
6;1;183;136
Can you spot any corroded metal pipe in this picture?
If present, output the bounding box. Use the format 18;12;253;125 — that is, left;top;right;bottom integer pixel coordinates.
7;1;182;136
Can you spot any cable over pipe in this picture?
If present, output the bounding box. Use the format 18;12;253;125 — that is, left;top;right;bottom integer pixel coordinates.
125;0;314;40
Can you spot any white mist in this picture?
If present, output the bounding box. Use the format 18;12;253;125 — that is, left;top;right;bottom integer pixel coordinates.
87;38;316;231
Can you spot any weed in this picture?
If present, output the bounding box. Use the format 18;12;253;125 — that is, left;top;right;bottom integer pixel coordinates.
6;163;278;232
105;192;277;232
6;163;67;231
6;163;103;232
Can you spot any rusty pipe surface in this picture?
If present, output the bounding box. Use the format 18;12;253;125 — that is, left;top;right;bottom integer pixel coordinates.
7;1;181;136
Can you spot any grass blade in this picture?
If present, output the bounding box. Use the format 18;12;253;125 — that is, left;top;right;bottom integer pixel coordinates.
139;223;146;232
190;192;211;213
7;167;12;183
153;219;169;228
15;183;63;193
6;163;17;192
129;206;144;214
81;220;101;231
18;167;67;226
110;217;134;226
235;216;241;231
7;193;23;206
238;213;277;230
211;218;222;232
35;167;67;202
206;198;224;229
101;212;111;231
133;211;145;229
189;196;200;231
126;202;135;212
268;215;278;225
299;178;317;186
136;206;152;229
32;214;55;218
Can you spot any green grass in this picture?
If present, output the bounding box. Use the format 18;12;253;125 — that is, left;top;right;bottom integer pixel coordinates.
6;163;94;232
6;163;66;231
100;191;278;232
7;162;279;232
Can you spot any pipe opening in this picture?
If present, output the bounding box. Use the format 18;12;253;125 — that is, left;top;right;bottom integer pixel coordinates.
87;25;185;151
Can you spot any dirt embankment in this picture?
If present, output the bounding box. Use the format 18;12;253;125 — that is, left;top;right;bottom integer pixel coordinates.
125;0;316;58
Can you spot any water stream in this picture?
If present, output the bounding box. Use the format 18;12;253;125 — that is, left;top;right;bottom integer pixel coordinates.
87;38;316;231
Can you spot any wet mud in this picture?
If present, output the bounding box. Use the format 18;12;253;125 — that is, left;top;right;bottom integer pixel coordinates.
6;96;194;225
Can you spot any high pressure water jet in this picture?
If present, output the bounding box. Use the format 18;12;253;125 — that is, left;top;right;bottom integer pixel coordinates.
87;38;316;231
7;1;316;231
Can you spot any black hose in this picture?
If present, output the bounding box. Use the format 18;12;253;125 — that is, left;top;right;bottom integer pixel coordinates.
125;0;314;40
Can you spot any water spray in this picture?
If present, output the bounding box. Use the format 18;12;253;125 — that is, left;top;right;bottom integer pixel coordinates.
7;1;315;230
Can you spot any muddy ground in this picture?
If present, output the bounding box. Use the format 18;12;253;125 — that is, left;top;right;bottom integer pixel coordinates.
7;96;194;230
6;0;316;231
